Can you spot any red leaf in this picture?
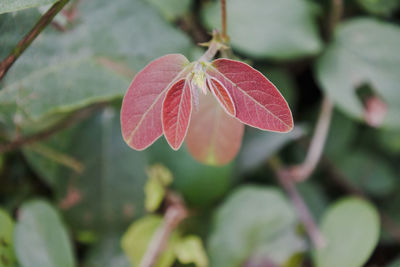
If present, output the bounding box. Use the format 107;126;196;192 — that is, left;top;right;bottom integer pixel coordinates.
162;79;192;150
207;77;236;116
121;54;190;150
206;59;293;132
186;92;244;165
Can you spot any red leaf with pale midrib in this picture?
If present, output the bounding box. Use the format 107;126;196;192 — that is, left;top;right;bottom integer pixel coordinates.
162;78;192;150
186;92;244;165
207;77;236;116
121;54;190;150
206;58;293;132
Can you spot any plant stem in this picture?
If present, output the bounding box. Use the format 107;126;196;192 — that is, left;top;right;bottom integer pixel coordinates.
220;0;227;40
199;38;222;62
140;193;188;267
0;0;70;82
269;158;326;249
288;98;333;182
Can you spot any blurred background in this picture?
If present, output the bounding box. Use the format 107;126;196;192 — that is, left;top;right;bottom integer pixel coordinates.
0;0;400;266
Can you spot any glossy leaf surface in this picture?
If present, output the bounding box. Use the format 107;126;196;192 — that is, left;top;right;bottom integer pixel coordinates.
162;78;192;150
207;59;293;132
121;54;190;150
186;92;244;165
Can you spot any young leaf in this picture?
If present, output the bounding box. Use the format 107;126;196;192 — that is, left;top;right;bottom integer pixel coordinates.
186;92;244;165
207;77;236;116
162;79;192;150
206;59;293;132
121;54;190;150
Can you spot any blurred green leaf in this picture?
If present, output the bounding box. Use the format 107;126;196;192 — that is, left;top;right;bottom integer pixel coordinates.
357;0;400;16
324;110;357;159
378;128;400;154
208;186;305;267
335;151;397;197
144;0;192;21
297;182;329;221
145;164;173;212
0;0;192;130
84;233;130;267
14;200;75;267
202;0;322;60
314;197;380;267
0;0;58;14
148;139;233;207
316;18;400;129
387;256;400;267
260;67;298;109
23;108;148;234
0;208;16;267
174;235;208;267
0;9;40;59
238;126;305;171
121;215;178;267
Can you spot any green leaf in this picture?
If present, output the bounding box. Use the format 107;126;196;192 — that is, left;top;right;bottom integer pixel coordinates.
201;0;322;60
335;151;397;197
174;236;208;267
14;200;75;267
144;0;192;21
121;215;178;267
147;139;233;207
316;18;400;129
357;0;400;16
23;108;148;234
314;197;380;267
84;233;130;267
145;164;173;212
238;126;305;171
0;0;192;130
0;208;16;267
208;186;306;267
0;0;58;14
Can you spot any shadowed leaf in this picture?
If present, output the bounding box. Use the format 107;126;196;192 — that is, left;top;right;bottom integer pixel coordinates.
186;92;244;166
207;77;235;116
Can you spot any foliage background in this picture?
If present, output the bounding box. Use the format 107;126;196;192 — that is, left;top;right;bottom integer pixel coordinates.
0;0;400;266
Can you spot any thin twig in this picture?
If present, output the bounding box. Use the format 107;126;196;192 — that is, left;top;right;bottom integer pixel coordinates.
328;0;343;37
0;0;70;82
140;193;188;267
288;98;334;182
0;103;106;154
269;158;326;249
220;0;227;41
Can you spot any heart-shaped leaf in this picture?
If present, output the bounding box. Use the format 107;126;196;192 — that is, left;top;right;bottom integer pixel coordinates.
186;92;244;165
121;54;190;150
162;78;192;150
206;59;293;132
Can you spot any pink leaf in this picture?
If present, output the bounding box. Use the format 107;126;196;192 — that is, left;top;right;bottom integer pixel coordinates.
186;92;244;165
121;54;190;150
162;79;192;150
207;77;236;116
206;59;293;132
